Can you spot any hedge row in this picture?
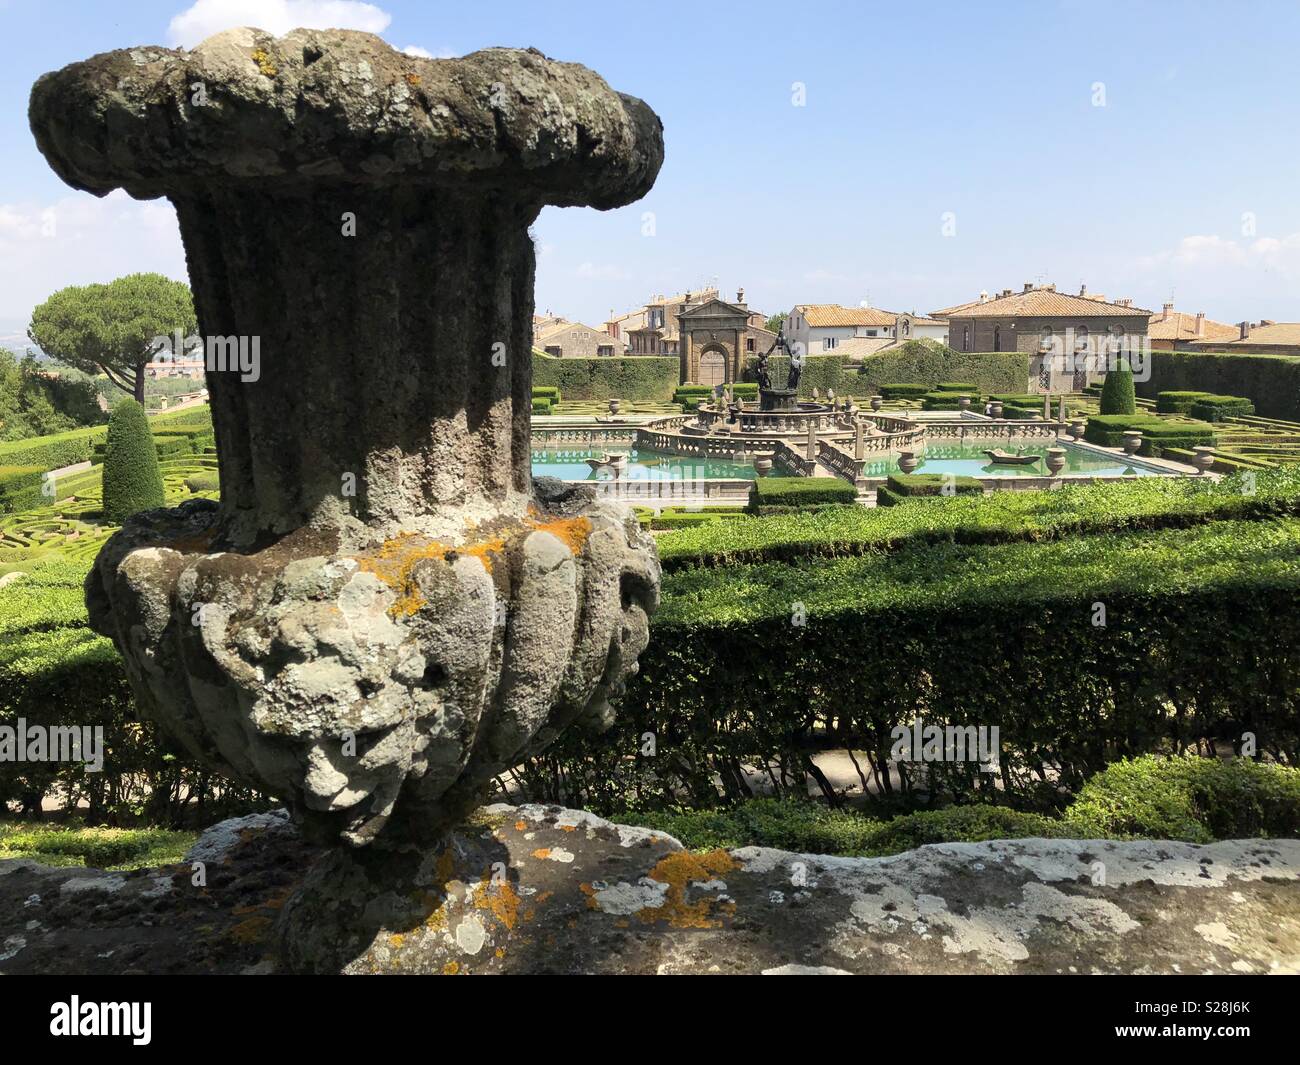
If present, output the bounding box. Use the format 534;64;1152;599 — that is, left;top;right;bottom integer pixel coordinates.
1136;351;1300;421
0;562;266;824
1083;413;1217;455
744;341;1029;398
656;468;1300;570
620;756;1300;854
876;473;983;506
879;383;930;399
524;516;1300;812
748;477;857;513
531;351;679;402
1189;395;1255;422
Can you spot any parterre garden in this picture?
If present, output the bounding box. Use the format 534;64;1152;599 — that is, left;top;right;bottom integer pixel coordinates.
5;355;1300;861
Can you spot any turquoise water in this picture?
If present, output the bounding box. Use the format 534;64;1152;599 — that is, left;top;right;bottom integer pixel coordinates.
876;441;1153;478
531;447;756;481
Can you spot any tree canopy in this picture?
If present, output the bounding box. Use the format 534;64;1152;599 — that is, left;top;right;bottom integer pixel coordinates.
765;311;788;334
28;273;196;404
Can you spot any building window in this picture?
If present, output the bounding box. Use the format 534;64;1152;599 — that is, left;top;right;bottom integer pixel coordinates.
962;326;969;352
823;336;838;350
746;337;755;352
866;329;877;337
545;345;561;357
993;326;1001;352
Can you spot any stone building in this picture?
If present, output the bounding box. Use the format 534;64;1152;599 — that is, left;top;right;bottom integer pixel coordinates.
533;318;621;357
1188;321;1300;355
937;284;1152;391
603;286;718;355
784;304;948;355
1146;303;1239;350
674;291;777;385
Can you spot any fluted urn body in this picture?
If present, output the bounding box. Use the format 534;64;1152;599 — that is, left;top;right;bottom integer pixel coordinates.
30;28;664;846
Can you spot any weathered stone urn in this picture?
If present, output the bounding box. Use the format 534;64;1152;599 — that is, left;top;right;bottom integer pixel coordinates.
30;29;664;852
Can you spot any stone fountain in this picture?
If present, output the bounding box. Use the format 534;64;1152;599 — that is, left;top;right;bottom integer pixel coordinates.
31;28;663;969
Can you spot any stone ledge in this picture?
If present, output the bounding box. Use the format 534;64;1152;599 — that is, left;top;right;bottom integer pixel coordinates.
2;805;1297;974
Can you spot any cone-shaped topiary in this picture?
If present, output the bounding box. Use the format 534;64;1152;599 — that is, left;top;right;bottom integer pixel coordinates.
1099;358;1137;415
101;399;164;524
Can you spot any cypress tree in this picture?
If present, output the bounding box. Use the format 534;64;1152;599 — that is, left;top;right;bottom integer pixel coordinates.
102;399;164;523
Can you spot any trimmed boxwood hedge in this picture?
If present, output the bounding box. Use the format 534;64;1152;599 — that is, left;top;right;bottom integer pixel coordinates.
1099;360;1137;414
879;383;931;399
532;351;678;402
531;398;553;415
0;424;107;470
524;515;1300;812
1188;394;1255;422
747;342;1028;399
1064;755;1300;843
531;386;562;402
920;392;966;411
876;473;984;507
1083;414;1216;455
101;400;165;524
1136;350;1300;421
1155;390;1214;414
748;477;857;513
935;382;977;392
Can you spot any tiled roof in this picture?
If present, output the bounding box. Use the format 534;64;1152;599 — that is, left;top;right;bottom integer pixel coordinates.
944;289;1150;318
1147;310;1239;343
535;320;611;343
798;304;900;328
1208;322;1300;348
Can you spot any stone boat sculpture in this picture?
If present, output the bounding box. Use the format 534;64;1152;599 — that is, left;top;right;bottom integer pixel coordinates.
29;29;664;852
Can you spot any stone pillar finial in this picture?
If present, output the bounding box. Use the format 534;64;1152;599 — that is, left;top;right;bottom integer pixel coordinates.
32;29;664;858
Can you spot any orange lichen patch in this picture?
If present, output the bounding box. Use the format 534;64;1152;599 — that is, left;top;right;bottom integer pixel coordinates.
389;933;406;949
232;886;292;916
494;947;506;959
636;849;739;930
355;531;508;617
474;877;521;931
560;824;577;833
579;883;599;910
535;891;553;904
442;961;460;976
531;848;551;860
614;918;630;929
230;916;271;944
250;48;277;76
514;820;527;832
526;515;592;555
405;72;421;85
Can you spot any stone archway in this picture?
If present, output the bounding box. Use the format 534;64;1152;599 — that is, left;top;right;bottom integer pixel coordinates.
697;343;728;386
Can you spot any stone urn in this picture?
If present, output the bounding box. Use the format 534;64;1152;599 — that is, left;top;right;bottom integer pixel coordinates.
608;398;621;416
1191;445;1216;475
1122;430;1144;456
1070;419;1086;440
989;402;1004;419
898;451;921;474
1045;447;1067;476
958;396;971;411
753;457;774;478
871;395;883;412
33;31;664;865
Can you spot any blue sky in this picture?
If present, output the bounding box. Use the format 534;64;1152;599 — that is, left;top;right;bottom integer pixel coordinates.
3;0;1299;344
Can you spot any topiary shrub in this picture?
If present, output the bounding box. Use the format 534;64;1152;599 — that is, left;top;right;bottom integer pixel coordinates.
879;383;931;399
1083;414;1216;456
748;477;857;513
877;473;983;506
531;398;553;415
1064;755;1300;843
935;382;977;392
1155;390;1214;414
1188;394;1255;422
1099;358;1137;414
184;471;220;493
101;399;164;524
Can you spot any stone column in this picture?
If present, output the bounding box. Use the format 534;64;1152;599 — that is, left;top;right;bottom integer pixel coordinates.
855;419;866;461
806;420;817;462
32;30;664;857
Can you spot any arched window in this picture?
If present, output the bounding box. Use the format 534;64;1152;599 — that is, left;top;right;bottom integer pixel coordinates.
962;326;970;352
993;325;1001;352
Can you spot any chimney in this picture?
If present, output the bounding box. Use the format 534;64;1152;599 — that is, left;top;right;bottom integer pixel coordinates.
1080;283;1088;297
1117;298;1133;307
1261;319;1275;326
1240;321;1250;340
1023;282;1034;292
1045;283;1056;292
1162;302;1174;321
979;289;989;303
1002;288;1012;298
736;287;744;304
1195;312;1205;337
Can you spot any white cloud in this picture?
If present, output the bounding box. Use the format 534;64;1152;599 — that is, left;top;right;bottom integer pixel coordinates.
401;45;433;58
1137;232;1300;274
0;191;188;336
168;0;392;47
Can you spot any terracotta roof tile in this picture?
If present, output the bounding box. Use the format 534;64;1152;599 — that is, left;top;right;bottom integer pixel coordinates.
944;289;1150;318
1147;310;1238;342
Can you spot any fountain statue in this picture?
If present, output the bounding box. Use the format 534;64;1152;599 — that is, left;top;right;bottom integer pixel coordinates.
31;28;664;969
